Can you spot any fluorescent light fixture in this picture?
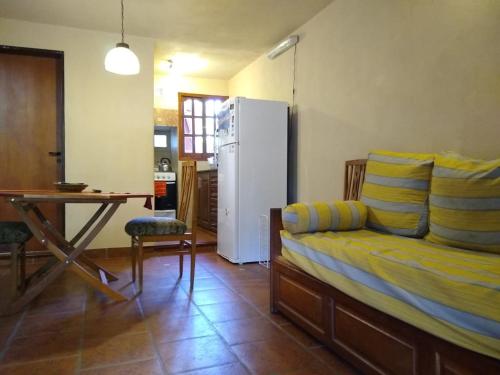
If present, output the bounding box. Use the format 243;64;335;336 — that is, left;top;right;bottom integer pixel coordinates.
267;35;299;60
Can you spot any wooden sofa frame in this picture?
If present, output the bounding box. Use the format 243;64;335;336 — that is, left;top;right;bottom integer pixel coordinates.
269;160;500;375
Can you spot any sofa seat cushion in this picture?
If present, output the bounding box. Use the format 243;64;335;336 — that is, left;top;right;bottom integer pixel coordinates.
282;200;367;234
426;154;500;254
280;228;500;360
361;150;434;237
0;222;32;244
125;217;187;236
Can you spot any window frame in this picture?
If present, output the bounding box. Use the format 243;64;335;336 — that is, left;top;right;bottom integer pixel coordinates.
178;92;228;161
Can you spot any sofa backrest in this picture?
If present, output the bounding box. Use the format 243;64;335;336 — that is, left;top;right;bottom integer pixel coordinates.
344;159;367;201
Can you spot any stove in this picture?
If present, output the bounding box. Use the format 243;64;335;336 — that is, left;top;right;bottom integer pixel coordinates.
154;172;177;217
154;172;176;181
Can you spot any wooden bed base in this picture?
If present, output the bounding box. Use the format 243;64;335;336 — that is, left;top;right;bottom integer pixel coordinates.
269;208;500;375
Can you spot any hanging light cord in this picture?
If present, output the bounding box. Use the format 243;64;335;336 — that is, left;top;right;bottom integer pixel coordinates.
121;0;125;43
291;44;297;112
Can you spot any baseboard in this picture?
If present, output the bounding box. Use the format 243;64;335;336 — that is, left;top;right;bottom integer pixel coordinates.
0;243;217;260
86;243;217;259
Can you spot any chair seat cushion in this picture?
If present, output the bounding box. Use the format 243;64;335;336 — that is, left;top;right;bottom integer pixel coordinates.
0;222;32;244
125;216;187;237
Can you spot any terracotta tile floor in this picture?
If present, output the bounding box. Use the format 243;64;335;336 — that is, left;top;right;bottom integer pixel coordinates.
0;253;358;374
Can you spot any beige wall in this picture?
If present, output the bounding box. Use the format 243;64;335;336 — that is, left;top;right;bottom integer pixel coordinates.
154;74;228;109
0;18;155;249
229;0;500;202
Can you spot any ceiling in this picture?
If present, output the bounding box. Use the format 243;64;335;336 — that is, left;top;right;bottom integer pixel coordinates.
0;0;333;79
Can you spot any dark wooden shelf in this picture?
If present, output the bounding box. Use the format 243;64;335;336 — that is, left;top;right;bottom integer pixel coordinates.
197;170;217;233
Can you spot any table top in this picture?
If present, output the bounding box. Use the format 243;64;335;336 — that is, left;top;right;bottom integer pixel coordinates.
0;190;152;202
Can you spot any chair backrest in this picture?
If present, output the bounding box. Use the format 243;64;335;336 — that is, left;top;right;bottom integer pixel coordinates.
344;159;367;201
178;161;197;228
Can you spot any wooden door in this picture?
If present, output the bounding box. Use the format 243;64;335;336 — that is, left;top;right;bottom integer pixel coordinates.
0;46;65;250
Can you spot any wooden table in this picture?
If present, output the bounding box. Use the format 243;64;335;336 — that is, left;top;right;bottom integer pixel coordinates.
0;190;152;313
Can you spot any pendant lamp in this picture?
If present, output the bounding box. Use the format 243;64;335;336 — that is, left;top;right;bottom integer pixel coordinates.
105;0;140;75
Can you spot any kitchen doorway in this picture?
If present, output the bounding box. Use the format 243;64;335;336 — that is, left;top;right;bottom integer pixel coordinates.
0;45;65;251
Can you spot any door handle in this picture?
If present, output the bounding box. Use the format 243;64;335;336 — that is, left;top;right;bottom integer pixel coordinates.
48;151;62;157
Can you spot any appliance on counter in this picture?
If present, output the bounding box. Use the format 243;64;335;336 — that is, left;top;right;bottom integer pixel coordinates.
216;97;287;263
158;157;172;172
154;172;177;218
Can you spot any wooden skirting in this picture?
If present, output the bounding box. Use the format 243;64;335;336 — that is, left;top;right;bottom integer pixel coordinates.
0;243;216;260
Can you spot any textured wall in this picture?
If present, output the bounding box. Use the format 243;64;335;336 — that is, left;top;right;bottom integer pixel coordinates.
229;0;500;202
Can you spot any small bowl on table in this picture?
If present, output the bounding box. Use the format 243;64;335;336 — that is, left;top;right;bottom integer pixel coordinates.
53;182;88;192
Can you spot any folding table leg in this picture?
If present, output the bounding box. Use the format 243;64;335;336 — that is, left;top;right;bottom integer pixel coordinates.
31;205;119;281
11;201;128;303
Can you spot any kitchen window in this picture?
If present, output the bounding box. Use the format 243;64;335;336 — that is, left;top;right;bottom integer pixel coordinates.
178;93;227;161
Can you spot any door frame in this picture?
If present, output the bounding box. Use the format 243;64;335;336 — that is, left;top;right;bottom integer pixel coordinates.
0;45;66;235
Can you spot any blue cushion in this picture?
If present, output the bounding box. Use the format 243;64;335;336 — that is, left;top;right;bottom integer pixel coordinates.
0;222;32;244
125;216;187;236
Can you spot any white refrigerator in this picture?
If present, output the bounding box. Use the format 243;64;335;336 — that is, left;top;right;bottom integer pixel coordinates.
216;97;287;263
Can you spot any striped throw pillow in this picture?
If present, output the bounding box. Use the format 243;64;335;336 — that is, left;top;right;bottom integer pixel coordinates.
282;201;367;234
426;154;500;254
361;150;434;237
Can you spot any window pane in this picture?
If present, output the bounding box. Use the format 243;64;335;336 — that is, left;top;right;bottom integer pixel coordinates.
206;136;214;154
184;99;192;116
184;137;193;153
195;136;204;154
214;100;223;114
194;118;203;135
183;118;192;134
194;99;203;116
206;117;214;135
205;100;214;116
154;134;167;148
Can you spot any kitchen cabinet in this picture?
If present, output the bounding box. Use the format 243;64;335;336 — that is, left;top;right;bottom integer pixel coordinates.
197;170;217;233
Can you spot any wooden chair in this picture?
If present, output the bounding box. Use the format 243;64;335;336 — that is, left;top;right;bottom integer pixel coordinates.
344;159;367;201
125;161;198;292
0;222;31;315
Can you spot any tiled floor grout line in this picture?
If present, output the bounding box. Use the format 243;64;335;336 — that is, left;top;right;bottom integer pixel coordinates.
205;260;343;374
133;278;170;375
77;355;158;372
175;263;254;375
0;254;352;374
143;260;256;374
94;256;339;374
195;263;285;374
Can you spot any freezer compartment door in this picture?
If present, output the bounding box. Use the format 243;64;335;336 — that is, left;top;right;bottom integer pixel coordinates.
217;143;239;262
216;97;239;146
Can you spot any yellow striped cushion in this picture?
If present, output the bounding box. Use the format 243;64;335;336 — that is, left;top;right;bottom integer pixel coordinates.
282;201;367;234
426;154;500;254
361;150;434;237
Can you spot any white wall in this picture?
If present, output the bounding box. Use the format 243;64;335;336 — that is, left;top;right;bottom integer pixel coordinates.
0;17;155;249
229;0;500;202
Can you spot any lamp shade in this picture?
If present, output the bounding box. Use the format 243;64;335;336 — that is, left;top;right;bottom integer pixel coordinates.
104;42;140;75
